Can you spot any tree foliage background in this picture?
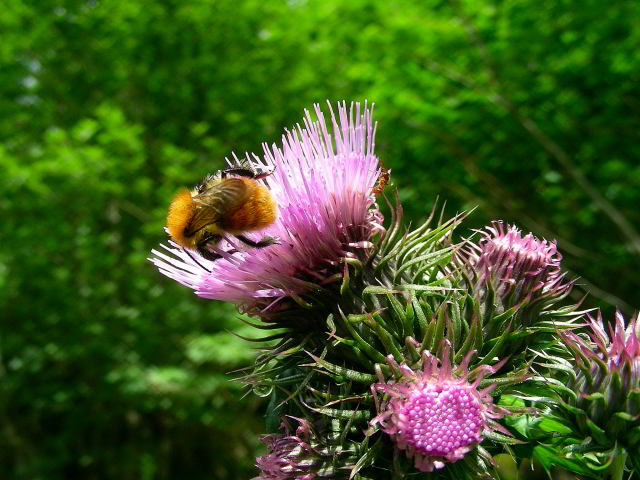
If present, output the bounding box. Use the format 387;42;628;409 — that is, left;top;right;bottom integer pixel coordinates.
1;1;638;479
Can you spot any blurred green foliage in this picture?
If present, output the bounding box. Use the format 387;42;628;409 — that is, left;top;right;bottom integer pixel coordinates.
0;0;638;479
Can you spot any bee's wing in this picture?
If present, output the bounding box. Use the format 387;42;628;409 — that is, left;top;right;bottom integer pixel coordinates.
186;178;249;235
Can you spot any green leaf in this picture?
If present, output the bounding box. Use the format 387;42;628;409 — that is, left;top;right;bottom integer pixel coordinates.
533;445;601;478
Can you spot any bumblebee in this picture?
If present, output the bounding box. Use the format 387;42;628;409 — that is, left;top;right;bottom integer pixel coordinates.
167;166;278;261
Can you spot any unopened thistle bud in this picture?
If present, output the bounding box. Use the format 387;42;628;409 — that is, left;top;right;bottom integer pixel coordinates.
561;311;640;454
528;310;640;478
254;417;353;480
460;222;571;311
454;222;580;363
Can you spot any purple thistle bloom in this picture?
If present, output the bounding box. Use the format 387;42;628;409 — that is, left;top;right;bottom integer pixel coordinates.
460;221;571;305
253;417;317;480
370;342;509;472
150;101;383;314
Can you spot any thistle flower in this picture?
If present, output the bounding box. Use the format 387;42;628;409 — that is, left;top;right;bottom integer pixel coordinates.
560;311;640;455
370;341;510;473
150;101;383;316
460;221;571;309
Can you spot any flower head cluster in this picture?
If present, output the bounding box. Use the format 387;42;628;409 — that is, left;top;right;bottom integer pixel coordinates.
150;102;383;314
560;310;640;448
370;342;508;472
148;100;627;478
461;222;571;307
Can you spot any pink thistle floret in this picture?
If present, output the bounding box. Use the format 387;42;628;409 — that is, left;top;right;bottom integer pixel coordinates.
370;342;508;472
253;417;317;480
150;101;383;315
461;221;571;303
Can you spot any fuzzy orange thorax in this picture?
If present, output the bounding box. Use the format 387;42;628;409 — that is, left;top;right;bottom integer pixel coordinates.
167;188;195;248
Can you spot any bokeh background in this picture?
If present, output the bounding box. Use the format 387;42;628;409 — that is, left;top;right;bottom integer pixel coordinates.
1;1;638;479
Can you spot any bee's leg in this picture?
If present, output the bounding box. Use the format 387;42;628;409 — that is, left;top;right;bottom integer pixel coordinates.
196;234;224;261
220;167;256;179
221;166;275;180
234;234;280;249
197;234;239;261
199;248;240;261
197;248;223;262
250;166;276;180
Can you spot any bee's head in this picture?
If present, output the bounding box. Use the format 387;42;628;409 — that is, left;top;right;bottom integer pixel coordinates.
167;188;196;247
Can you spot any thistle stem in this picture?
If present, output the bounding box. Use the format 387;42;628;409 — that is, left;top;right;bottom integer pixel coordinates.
606;448;628;480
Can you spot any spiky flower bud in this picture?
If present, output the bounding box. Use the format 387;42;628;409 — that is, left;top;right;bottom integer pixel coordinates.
561;311;640;454
460;222;572;310
254;417;349;480
525;310;640;478
370;341;510;473
454;222;581;364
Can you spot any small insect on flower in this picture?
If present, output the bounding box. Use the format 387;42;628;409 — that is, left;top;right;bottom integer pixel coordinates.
166;166;279;261
372;162;391;195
